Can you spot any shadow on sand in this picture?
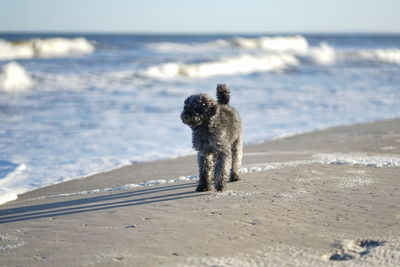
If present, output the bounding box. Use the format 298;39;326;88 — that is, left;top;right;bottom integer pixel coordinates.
0;182;202;224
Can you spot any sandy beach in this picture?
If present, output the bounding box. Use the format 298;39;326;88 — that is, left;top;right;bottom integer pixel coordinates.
1;119;399;266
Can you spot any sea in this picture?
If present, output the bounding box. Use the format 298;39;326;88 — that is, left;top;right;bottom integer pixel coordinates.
0;33;399;204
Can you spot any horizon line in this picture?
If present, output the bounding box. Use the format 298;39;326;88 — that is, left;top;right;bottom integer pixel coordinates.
0;30;400;36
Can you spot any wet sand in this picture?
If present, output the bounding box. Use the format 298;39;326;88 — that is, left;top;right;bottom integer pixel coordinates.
1;119;399;266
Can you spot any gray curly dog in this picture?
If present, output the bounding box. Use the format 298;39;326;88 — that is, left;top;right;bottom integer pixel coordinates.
181;84;243;191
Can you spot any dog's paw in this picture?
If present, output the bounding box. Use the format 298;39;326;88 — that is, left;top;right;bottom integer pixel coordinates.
196;183;210;192
229;173;241;182
214;181;226;192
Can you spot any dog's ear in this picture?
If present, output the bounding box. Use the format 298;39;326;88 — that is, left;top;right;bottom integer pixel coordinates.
184;96;191;106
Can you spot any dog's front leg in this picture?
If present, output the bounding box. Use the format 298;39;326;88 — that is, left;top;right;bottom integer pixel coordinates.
214;152;231;191
196;152;213;192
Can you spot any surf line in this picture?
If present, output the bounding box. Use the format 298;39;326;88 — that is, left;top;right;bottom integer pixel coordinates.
21;152;400;202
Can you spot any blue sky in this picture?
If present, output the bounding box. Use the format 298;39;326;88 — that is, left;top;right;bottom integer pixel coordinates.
0;0;399;33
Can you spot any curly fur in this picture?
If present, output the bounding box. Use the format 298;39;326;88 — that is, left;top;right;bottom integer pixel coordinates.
181;84;243;191
216;84;230;104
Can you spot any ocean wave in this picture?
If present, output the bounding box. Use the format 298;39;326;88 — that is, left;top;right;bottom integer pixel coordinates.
139;53;299;79
148;35;309;54
0;62;33;92
309;42;336;65
0;37;94;60
229;35;309;54
0;191;18;206
144;45;400;79
142;38;338;80
0;161;27;205
146;39;229;53
356;49;400;64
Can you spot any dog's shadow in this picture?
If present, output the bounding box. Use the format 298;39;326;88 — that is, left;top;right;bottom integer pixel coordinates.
0;182;201;224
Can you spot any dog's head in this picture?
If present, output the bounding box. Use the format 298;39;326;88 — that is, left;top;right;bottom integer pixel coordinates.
181;94;218;128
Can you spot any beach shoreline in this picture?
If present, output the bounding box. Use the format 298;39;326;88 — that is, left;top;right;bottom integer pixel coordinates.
1;118;399;266
2;33;400;210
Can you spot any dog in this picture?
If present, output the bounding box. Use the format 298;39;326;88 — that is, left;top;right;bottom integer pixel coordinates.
181;84;242;191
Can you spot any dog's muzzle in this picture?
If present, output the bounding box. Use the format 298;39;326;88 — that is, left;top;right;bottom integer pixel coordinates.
181;112;200;127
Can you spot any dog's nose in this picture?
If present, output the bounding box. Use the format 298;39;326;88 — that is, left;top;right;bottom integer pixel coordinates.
181;113;189;122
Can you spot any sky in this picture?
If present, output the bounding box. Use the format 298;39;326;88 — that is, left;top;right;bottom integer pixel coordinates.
0;0;399;33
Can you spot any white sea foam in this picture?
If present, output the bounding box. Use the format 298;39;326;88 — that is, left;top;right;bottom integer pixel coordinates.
141;45;400;80
0;38;94;60
356;48;400;64
239;153;400;173
239;160;312;173
146;39;229;53
22;152;400;203
141;37;345;80
143;35;400;77
0;163;26;205
0;62;33;92
32;175;199;200
0;159;133;205
230;35;309;54
0;192;18;206
313;153;400;167
148;35;309;55
140;53;299;79
309;42;336;65
0;40;34;60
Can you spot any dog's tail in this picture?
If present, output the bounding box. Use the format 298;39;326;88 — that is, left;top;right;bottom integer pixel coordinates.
216;84;230;105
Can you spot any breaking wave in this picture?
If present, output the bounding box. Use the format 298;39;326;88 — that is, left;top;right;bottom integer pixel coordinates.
143;36;400;79
0;161;27;205
0;62;33;92
229;35;309;54
140;40;337;80
309;42;337;65
0;37;94;60
148;35;309;54
356;49;400;64
139;53;299;79
146;39;229;53
147;35;309;54
134;44;400;80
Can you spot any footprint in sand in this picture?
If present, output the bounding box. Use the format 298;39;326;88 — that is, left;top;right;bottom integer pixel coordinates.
323;239;385;261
